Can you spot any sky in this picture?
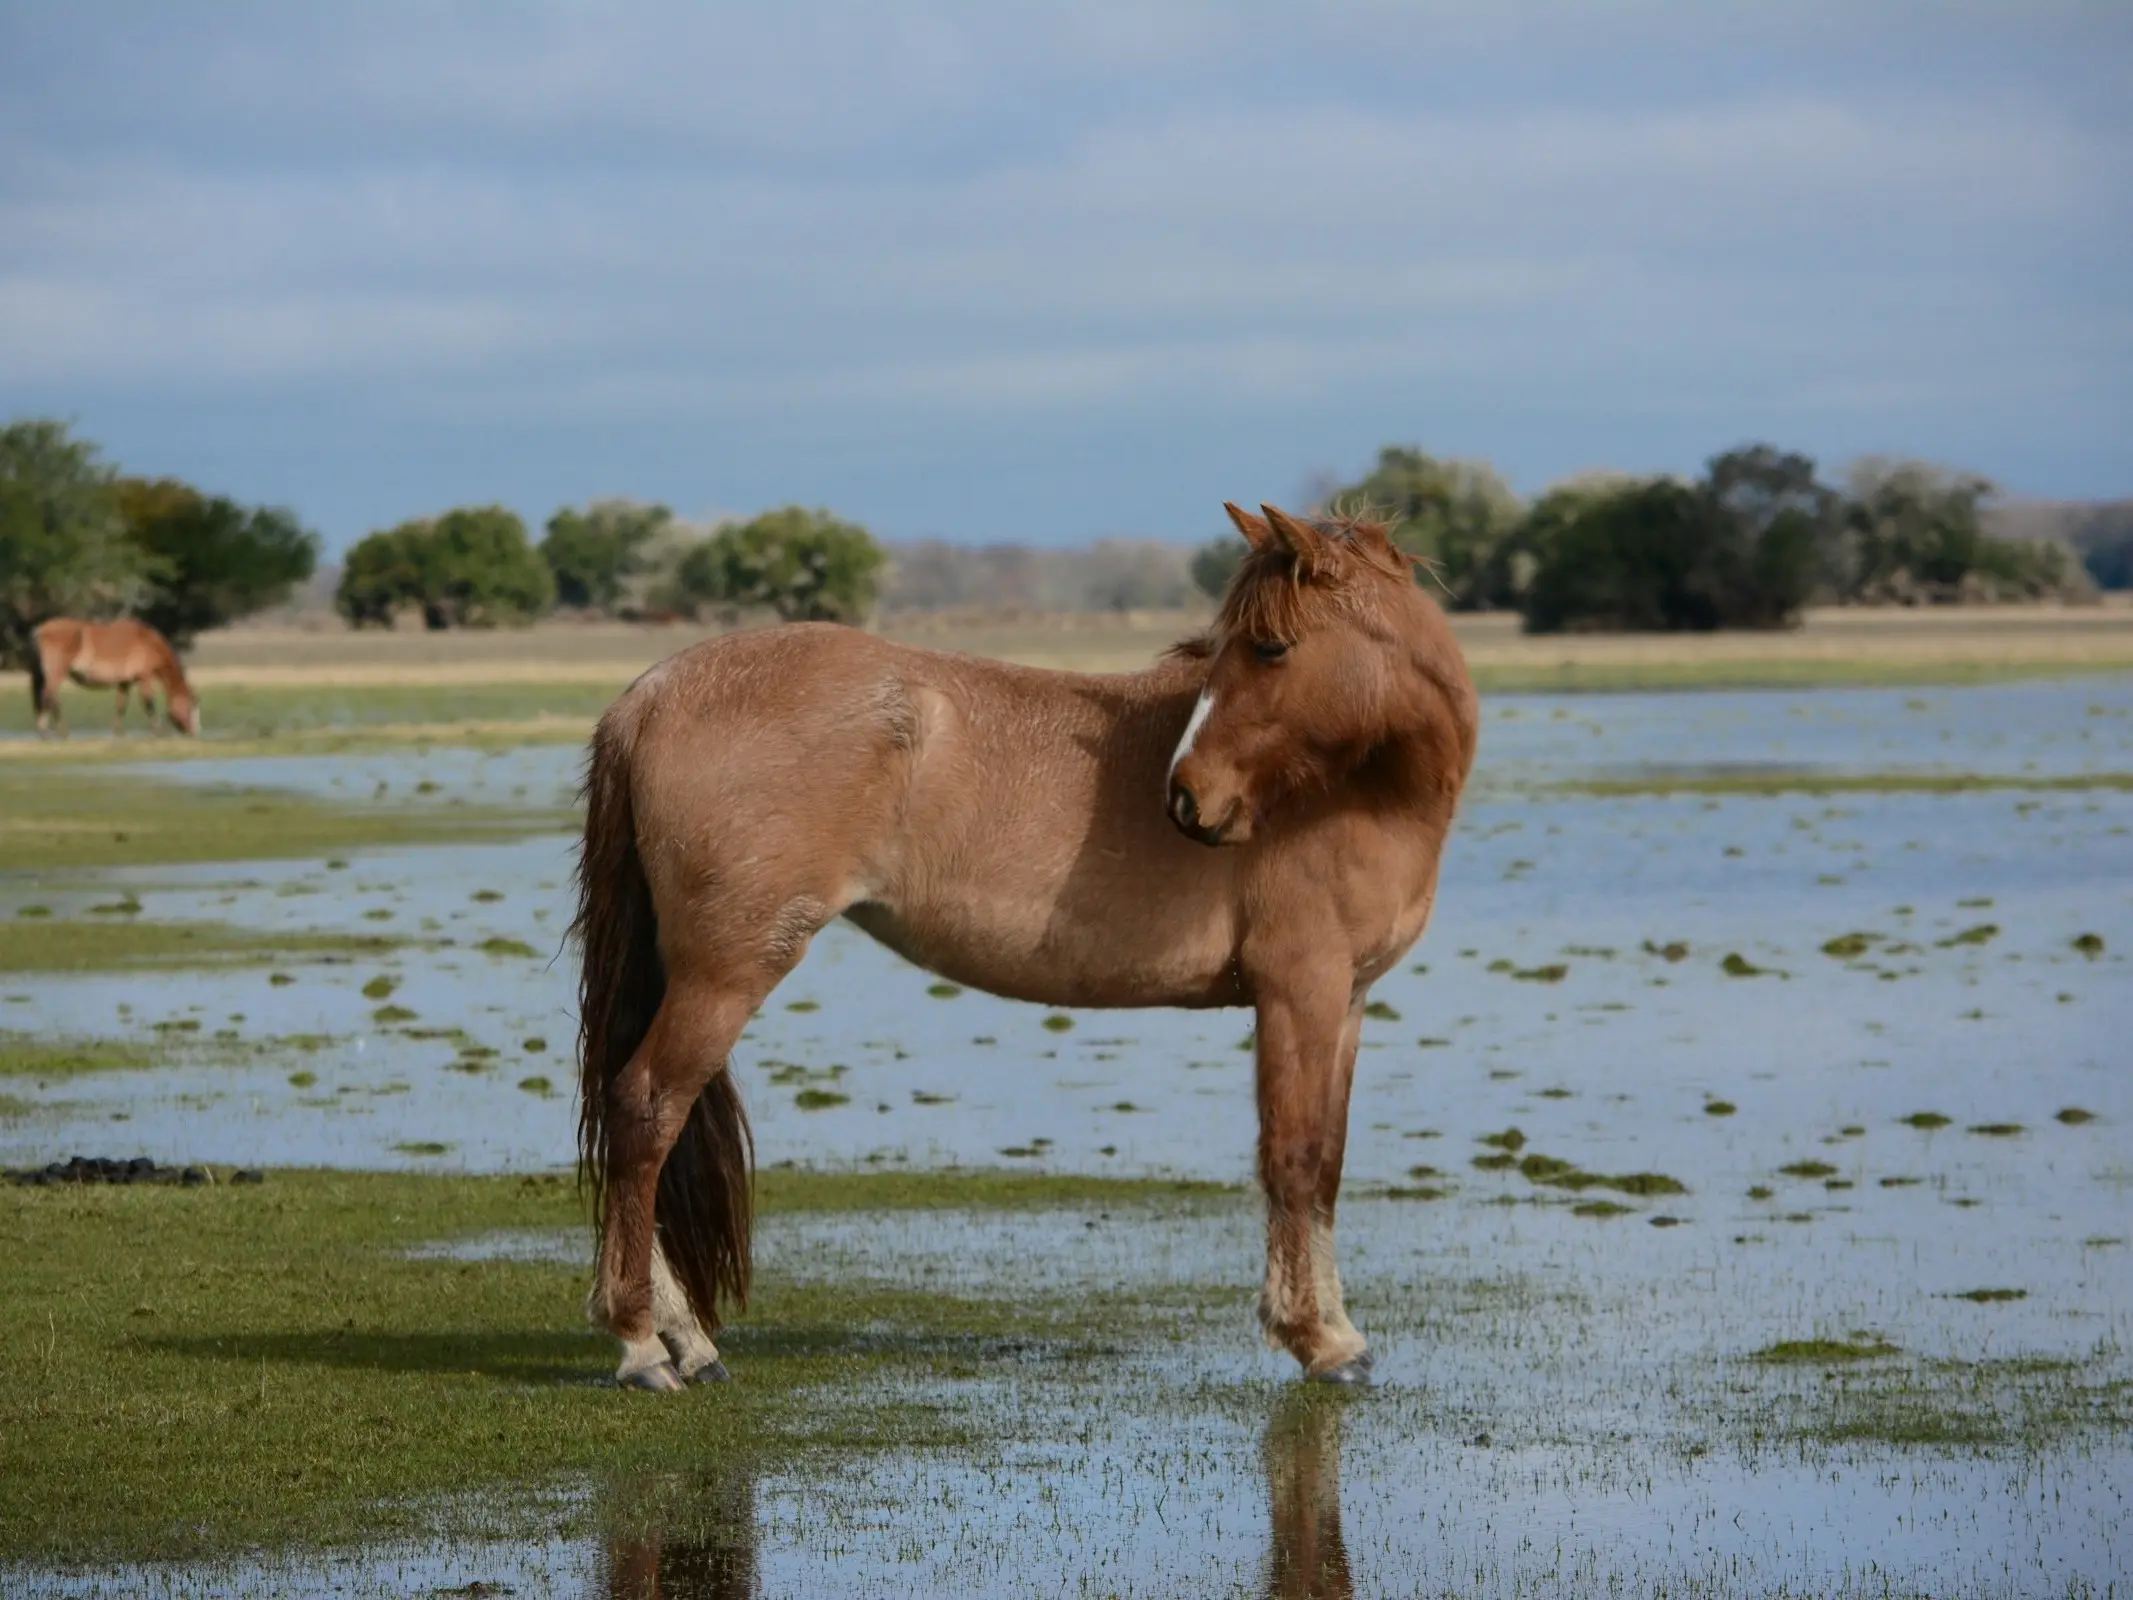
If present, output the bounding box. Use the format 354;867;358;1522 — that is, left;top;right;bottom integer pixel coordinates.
2;2;2128;554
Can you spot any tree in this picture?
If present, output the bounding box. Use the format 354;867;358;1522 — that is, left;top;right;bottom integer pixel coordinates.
0;419;151;665
1520;477;1710;633
1835;458;2075;602
1335;447;1525;609
336;505;554;629
1190;537;1246;600
116;477;319;646
419;505;555;627
676;506;884;624
541;499;671;612
1699;444;1841;626
336;520;430;628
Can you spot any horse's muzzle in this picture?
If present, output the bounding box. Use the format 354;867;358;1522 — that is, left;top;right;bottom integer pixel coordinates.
1168;781;1240;846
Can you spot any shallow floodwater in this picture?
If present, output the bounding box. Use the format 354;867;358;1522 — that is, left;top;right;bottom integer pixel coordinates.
6;681;2132;1596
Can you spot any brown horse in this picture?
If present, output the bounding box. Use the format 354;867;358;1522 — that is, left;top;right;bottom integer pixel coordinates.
29;618;201;737
574;502;1478;1388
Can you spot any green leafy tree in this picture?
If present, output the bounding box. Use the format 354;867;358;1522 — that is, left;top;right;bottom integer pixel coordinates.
540;499;671;611
676;506;884;623
1699;444;1841;626
116;478;319;646
419;505;554;627
1336;447;1525;608
1836;458;2075;600
336;506;554;629
336;520;430;628
0;419;151;664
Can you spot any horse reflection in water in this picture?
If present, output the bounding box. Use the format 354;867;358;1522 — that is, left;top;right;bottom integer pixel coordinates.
596;1465;757;1600
592;1399;1354;1599
1261;1396;1354;1600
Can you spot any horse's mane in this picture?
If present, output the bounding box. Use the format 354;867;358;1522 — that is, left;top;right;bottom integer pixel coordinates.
1168;508;1412;660
139;623;192;694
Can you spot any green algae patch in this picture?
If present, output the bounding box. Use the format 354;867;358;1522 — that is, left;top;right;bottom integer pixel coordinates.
1950;1288;2027;1303
1041;1013;1074;1032
1820;932;1877;959
360;974;399;1000
0;1035;154;1079
0;764;570;874
1362;999;1401;1020
1938;923;1999;949
1572;1200;1631;1219
1704;1099;1737;1117
478;937;541;959
1899;1111;1952;1130
1720;952;1770;978
1753;1336;1901;1365
1478;1127;1527;1153
793;1088;850;1111
2071;932;2106;958
2055;1107;2096;1125
926;981;963;999
1777;1160;1838;1180
0;917;405;975
1968;1122;2024;1138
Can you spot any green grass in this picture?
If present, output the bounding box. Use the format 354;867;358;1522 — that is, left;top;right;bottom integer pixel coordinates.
0;681;619;747
0;1035;154;1079
0;917;406;974
0;765;571;874
1473;657;2133;695
1556;769;2133;799
0;1169;1238;1562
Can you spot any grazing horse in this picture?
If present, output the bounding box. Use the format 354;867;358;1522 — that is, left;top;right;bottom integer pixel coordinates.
30;618;201;737
574;503;1479;1389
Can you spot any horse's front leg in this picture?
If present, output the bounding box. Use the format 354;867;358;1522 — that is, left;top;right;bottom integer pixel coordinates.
1252;974;1371;1382
112;683;130;737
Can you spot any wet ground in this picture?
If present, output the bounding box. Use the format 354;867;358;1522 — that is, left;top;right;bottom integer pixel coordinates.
5;680;2131;1596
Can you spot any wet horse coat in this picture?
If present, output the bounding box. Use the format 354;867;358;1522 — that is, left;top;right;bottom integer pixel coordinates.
30;618;201;737
574;503;1479;1387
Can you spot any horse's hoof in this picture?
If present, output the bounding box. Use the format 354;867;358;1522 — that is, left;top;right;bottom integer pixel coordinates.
683;1358;732;1385
620;1361;686;1392
1309;1356;1373;1387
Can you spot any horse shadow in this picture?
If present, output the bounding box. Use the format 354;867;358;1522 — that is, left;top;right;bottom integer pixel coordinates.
144;1327;599;1385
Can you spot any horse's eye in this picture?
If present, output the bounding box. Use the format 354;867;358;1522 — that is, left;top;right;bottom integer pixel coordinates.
1253;640;1290;663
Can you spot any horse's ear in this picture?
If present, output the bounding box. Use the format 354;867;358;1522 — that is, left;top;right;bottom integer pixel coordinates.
1223;501;1274;550
1260;504;1328;571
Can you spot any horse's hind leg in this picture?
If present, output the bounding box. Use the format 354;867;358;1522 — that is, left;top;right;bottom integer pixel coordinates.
112;684;129;737
591;907;824;1389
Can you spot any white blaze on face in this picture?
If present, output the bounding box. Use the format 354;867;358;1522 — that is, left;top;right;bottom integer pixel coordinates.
1169;689;1215;782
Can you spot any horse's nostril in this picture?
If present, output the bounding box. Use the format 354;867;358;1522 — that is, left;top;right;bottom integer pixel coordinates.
1172;785;1199;831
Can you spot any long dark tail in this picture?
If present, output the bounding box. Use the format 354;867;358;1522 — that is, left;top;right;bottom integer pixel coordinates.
575;706;753;1334
27;643;47;719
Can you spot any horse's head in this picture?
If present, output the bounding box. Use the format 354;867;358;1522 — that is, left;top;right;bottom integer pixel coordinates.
1167;502;1457;847
168;683;202;736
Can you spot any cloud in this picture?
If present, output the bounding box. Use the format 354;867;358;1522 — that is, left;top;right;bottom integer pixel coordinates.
0;1;2127;535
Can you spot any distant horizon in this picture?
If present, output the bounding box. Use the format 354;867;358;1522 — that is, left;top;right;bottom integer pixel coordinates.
6;3;2127;557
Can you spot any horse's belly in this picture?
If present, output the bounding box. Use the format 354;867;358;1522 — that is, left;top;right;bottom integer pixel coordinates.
841;897;1241;1010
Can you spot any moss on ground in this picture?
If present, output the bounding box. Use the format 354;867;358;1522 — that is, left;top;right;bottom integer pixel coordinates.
0;917;406;974
0;766;569;874
0;1168;1238;1562
1556;769;2133;800
0;1035;154;1079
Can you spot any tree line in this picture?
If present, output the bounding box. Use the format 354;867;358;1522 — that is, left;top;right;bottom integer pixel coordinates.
7;416;2124;662
1192;444;2107;632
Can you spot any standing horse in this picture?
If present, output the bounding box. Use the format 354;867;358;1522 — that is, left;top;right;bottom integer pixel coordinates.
574;503;1479;1388
30;618;202;737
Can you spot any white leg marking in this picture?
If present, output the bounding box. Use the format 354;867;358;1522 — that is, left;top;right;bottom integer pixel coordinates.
651;1242;721;1375
1169;689;1215;781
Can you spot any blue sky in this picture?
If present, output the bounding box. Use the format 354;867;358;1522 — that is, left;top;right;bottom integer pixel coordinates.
3;2;2127;553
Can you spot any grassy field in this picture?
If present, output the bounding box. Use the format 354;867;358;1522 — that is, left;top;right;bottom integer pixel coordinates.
0;1169;1235;1563
7;604;2133;756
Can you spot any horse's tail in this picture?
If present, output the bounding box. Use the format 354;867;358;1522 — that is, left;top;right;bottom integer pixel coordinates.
574;700;753;1333
26;640;46;718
